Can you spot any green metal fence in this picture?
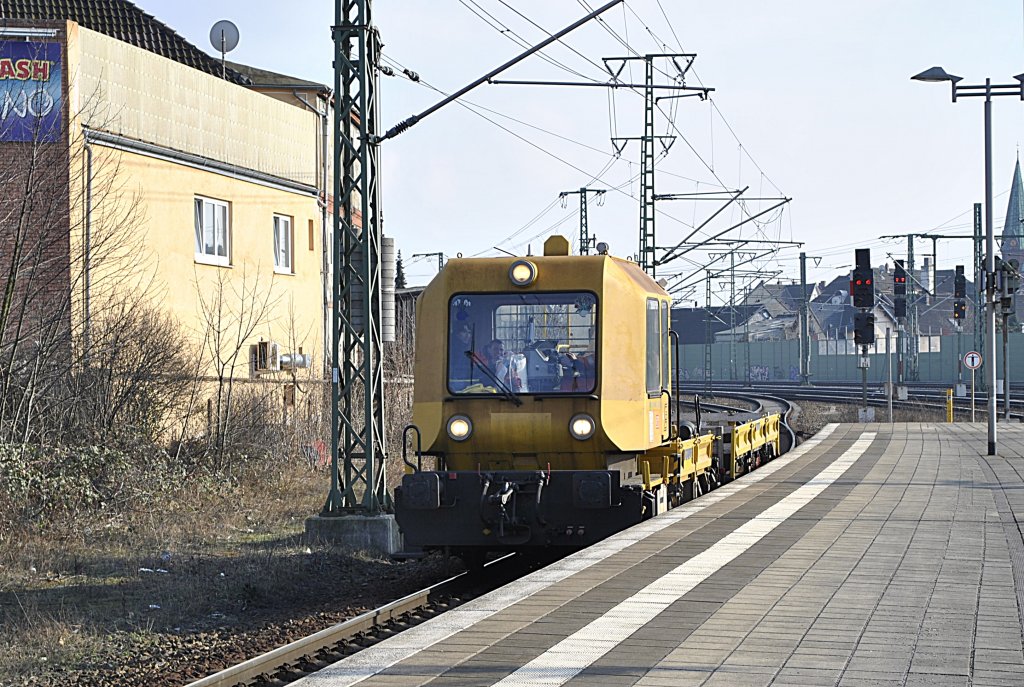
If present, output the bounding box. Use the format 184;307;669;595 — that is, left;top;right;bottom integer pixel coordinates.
676;333;1024;386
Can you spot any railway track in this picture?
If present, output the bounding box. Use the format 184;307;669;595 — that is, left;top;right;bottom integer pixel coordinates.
708;391;798;454
699;382;1024;421
184;553;532;687
190;389;800;687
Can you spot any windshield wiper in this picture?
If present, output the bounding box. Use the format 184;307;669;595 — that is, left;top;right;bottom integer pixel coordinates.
466;352;522;406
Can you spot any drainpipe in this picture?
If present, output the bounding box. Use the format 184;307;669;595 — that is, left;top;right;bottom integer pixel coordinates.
83;135;92;365
293;90;331;376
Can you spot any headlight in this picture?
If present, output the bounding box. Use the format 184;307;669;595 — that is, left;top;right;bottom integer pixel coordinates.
569;413;596;440
447;415;473;441
509;259;537;287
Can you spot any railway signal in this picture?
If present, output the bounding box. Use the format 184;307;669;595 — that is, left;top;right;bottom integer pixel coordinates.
894;259;907;296
851;249;874;308
1001;258;1020;310
954;264;966;320
852;249;875;422
854;311;875;345
893;259;907;319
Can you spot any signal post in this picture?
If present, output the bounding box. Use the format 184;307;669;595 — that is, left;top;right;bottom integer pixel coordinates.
997;258;1020;419
852;249;875;422
893;259;908;400
954;265;967;397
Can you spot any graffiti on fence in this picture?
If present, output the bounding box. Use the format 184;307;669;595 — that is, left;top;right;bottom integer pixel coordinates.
749;365;770;381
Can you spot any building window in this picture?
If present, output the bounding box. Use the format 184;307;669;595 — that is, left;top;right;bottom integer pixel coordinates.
274;214;293;273
194;196;230;266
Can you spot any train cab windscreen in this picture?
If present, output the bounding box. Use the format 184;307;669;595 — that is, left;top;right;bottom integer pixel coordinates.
448;292;597;395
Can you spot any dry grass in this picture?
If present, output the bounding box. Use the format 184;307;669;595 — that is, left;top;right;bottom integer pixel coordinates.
0;456;454;686
789;399;977;437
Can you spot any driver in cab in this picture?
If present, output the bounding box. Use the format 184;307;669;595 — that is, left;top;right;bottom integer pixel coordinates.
478;339;523;392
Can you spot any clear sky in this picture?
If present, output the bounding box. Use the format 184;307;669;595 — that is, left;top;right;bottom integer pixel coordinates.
141;1;1024;299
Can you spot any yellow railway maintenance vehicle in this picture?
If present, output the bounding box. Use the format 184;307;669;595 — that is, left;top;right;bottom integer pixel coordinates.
396;236;783;557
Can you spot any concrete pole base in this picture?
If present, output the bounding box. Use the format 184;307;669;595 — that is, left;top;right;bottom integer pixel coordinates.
304;514;403;556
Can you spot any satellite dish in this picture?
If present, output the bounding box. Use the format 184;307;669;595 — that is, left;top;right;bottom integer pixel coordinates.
209;20;239;79
210;20;240;53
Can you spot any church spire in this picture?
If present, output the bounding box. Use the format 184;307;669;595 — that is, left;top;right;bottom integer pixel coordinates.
1000;158;1024;258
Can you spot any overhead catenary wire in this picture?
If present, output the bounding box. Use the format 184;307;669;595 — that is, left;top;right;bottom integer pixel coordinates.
633;0;787;198
395;4;782;249
385;2;792;269
380;52;740;256
380;52;707;187
493;0;611;78
458;0;598;81
582;0;791;206
379;0;627;141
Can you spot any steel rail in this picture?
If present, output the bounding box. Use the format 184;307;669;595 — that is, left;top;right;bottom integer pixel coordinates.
188;389;801;687
185;554;517;687
700;401;758;414
705;384;1024;421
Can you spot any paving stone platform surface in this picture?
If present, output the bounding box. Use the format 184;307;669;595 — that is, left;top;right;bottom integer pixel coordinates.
299;423;1024;687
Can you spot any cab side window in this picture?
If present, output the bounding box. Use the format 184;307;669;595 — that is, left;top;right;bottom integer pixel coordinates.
661;301;669;386
646;298;660;394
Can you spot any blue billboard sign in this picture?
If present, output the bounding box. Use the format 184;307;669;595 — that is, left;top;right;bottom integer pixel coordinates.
0;41;62;143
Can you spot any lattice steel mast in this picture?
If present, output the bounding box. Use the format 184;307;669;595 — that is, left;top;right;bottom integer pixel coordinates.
559;187;606;254
323;0;388;515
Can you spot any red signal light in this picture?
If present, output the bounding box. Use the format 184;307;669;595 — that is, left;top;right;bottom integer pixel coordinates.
865;279;872;285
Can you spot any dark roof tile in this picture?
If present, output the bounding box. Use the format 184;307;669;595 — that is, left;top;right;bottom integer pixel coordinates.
0;0;252;85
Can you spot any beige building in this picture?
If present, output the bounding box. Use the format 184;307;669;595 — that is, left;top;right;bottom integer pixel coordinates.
1;3;330;398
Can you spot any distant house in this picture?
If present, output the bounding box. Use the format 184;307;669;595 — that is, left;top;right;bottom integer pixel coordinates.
670;305;770;345
745;281;818;318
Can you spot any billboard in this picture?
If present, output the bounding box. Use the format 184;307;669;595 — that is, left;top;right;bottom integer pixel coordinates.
0;41;62;143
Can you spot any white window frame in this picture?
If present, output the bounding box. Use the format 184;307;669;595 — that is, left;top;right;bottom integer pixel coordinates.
194;196;231;266
273;214;294;274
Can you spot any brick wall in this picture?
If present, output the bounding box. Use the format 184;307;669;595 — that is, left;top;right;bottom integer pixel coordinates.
0;23;72;361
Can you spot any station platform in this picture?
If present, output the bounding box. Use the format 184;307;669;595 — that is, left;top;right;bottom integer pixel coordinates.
299;423;1024;687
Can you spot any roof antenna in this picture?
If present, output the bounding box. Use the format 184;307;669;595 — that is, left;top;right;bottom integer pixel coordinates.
209;20;240;80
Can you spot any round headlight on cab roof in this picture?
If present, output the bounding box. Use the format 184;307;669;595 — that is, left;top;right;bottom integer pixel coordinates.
447;414;473;441
569;413;596;441
509;259;537;287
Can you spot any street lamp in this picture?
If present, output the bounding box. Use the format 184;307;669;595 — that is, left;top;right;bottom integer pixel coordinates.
912;67;1024;455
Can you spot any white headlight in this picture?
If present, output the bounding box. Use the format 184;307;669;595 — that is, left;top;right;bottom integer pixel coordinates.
447;415;473;441
509;260;537;287
569;413;596;440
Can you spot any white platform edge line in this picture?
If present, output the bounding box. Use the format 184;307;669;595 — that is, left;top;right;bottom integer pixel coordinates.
294;423;846;687
492;432;877;687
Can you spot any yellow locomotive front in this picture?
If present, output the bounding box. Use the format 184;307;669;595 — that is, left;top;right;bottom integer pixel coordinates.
396;236;676;554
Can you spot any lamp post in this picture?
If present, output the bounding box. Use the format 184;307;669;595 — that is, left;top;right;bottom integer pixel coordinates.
912;67;1024;455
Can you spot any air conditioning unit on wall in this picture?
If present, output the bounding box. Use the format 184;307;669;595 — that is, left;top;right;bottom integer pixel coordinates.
255;340;280;373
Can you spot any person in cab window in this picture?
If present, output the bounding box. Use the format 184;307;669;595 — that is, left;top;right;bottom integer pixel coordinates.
480;339;506;373
450;324;474;377
480;339;525;392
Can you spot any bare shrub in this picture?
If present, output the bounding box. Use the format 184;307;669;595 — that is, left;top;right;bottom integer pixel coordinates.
63;304;197;445
0;86;153;447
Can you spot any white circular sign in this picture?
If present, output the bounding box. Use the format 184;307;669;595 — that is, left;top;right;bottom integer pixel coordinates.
964;351;982;370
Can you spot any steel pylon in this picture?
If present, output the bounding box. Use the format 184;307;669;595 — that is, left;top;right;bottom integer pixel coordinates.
323;0;388;515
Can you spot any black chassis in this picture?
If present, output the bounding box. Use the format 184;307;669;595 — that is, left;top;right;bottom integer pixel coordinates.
396;468;644;550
